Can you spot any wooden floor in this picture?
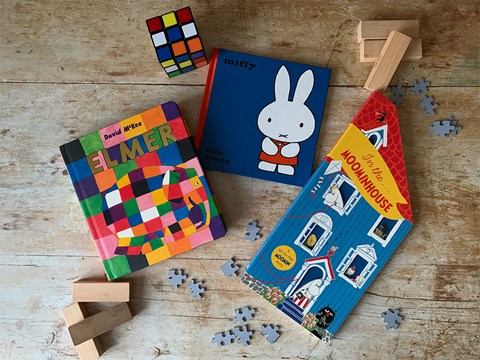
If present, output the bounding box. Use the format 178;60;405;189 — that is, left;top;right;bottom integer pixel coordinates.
1;1;479;359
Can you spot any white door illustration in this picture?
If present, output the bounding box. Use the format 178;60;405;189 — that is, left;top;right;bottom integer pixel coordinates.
284;256;335;315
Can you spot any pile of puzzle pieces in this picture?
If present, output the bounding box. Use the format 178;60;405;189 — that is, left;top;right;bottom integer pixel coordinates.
211;306;281;346
62;280;132;360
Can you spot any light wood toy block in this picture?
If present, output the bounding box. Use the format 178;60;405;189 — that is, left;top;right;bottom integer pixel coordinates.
361;39;422;62
62;303;104;360
68;302;133;346
357;20;419;43
364;31;412;92
72;280;130;303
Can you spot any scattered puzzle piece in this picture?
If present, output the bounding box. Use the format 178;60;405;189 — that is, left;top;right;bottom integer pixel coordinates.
233;306;255;324
233;325;253;346
220;258;239;278
410;78;430;95
419;95;438;115
211;330;235;347
167;269;187;288
244;221;261;241
188;279;205;299
389;83;407;107
260;324;280;344
445;116;461;136
429;120;455;138
381;309;403;329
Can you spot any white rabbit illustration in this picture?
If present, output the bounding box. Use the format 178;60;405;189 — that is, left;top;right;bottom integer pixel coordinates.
258;65;315;175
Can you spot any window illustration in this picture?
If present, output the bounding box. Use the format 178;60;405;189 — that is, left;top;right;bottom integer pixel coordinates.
322;174;361;216
336;244;377;289
361;125;388;150
368;215;404;247
294;213;333;256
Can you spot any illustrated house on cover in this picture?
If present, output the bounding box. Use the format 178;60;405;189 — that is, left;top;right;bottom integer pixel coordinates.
279;256;335;323
294;213;333;256
242;91;414;341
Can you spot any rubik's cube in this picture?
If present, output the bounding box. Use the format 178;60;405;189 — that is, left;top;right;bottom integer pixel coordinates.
146;7;208;77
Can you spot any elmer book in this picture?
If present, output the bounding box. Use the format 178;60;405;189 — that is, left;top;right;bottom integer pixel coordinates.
60;102;226;280
195;48;331;187
242;91;413;341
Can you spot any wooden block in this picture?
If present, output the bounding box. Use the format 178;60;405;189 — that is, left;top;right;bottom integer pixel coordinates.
68;302;133;346
62;303;104;360
364;31;412;92
361;39;422;62
72;280;130;303
358;20;419;43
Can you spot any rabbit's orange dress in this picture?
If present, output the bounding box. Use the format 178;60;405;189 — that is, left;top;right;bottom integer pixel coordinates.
258;139;298;166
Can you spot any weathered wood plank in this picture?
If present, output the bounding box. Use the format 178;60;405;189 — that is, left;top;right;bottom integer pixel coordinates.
0;0;478;86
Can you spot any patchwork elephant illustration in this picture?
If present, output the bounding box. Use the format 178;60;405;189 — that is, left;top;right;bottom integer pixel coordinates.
102;165;211;255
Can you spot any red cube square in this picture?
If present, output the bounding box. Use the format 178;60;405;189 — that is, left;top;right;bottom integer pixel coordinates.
176;7;193;24
147;17;162;33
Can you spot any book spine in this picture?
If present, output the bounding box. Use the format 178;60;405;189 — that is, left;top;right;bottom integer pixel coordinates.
194;47;220;151
59;143;115;279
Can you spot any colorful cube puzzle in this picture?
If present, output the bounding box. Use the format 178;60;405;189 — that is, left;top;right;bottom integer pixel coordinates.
146;7;208;77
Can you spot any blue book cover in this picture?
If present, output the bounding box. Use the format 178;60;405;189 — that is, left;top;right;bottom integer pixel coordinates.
242;92;414;341
195;48;331;186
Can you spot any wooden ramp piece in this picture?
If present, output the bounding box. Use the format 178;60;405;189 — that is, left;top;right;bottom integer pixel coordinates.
364;31;412;92
62;303;104;360
72;280;130;303
361;39;422;62
68;302;133;346
357;20;419;43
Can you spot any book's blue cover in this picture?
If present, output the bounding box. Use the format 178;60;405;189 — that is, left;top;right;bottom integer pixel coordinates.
242;92;414;341
195;48;330;187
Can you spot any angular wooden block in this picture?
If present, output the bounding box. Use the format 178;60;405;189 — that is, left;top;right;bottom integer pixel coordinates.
72;280;130;303
62;303;104;360
361;39;422;62
68;302;133;346
358;20;419;43
364;31;412;92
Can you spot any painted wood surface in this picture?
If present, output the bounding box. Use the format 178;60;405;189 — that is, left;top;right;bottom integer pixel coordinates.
0;1;479;359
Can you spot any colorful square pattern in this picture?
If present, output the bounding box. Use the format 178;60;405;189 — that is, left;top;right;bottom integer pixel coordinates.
60;101;226;280
146;7;208;77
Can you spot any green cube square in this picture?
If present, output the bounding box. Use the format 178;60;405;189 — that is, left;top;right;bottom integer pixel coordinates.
80;131;104;154
124;198;139;216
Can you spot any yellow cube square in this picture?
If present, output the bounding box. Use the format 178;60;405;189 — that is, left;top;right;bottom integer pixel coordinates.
179;60;192;68
161;59;175;67
162;12;177;27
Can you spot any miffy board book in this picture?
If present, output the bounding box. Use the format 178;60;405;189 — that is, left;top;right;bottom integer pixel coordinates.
60;102;226;280
242;91;413;341
195;48;331;186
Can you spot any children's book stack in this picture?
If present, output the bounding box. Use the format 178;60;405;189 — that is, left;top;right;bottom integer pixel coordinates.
60;5;414;348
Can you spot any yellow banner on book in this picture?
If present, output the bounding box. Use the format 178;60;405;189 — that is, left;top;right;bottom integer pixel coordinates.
328;125;406;220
